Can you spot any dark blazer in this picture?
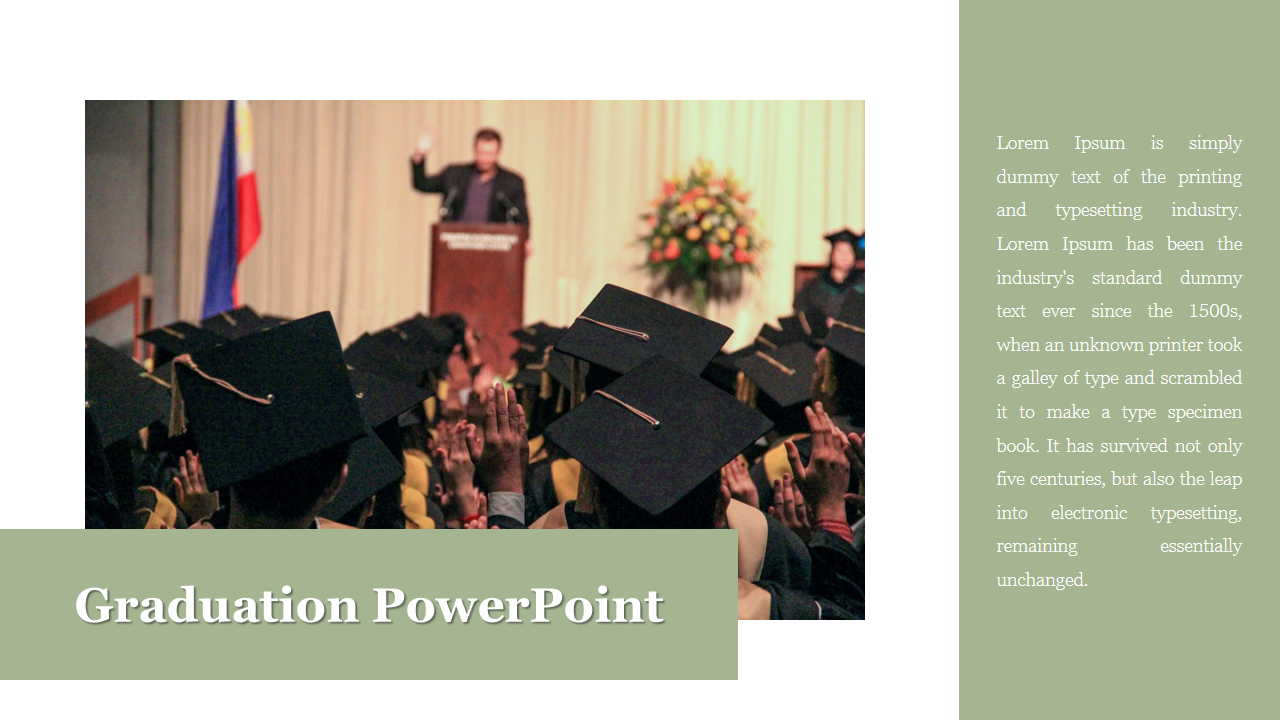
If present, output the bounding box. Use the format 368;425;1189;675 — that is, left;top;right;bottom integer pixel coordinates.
411;160;530;228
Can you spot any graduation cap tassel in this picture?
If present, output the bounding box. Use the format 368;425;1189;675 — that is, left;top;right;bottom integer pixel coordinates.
169;362;187;437
821;350;838;397
570;358;585;409
575;465;598;516
538;346;554;400
168;354;275;437
734;371;757;408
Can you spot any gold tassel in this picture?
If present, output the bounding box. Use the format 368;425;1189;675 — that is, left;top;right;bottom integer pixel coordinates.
538;346;554;400
821;350;837;397
735;371;757;407
555;384;566;414
570;358;584;408
168;362;187;436
576;465;598;516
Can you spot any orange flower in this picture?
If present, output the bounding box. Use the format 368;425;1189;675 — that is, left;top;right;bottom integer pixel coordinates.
680;192;696;205
646;215;658;228
708;179;725;194
685;226;702;241
664;241;682;260
706;243;722;260
662;182;677;196
735;226;750;237
733;248;749;263
734;236;748;249
691;186;706;197
716;227;731;242
649;249;663;263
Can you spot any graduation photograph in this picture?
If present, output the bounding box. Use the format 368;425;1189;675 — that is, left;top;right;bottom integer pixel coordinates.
85;100;865;621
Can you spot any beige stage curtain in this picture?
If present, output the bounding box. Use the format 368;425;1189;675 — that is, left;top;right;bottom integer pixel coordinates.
179;100;863;349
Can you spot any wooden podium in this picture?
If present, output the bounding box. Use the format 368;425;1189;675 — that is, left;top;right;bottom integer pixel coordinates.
430;222;528;375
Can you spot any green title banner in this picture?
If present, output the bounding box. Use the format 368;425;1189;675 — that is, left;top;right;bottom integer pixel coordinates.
0;530;736;679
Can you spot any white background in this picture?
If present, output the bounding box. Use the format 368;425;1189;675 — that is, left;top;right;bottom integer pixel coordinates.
3;1;958;716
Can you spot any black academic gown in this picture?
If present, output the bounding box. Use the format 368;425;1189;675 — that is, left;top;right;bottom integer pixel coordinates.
751;530;864;619
552;500;813;590
793;269;862;326
85;412;123;529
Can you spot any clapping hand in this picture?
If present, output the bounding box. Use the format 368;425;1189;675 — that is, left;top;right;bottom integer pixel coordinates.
784;402;851;524
721;456;758;509
173;450;219;524
435;420;480;519
769;473;814;543
845;431;865;506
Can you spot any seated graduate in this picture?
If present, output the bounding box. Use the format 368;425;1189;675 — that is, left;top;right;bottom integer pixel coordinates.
743;401;865;619
171;311;368;529
85;337;177;528
792;228;864;334
508;327;581;524
749;290;865;502
328;368;431;529
735;338;820;508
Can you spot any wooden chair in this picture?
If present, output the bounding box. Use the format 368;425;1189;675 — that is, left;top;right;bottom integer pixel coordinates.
85;274;153;362
793;263;827;295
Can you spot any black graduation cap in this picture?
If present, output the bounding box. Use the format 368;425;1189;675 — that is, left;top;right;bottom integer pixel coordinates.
380;322;452;374
511;367;542;387
555;284;732;376
824;291;865;366
175;312;367;491
138;322;225;367
511;342;544;367
544;355;772;516
344;332;427;388
85;338;172;447
388;315;456;358
511;321;564;347
545;349;574;388
319;430;405;519
701;344;756;395
736;342;817;411
347;367;432;428
801;306;831;342
777;314;812;342
200;306;263;340
510;347;573;391
825;228;865;261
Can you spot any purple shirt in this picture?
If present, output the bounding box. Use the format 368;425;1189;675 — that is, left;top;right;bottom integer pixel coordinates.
459;173;494;222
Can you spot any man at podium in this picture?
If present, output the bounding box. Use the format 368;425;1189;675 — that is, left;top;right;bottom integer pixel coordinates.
410;127;530;231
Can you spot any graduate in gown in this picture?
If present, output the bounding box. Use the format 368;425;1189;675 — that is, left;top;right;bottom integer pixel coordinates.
793;228;864;335
172;311;368;529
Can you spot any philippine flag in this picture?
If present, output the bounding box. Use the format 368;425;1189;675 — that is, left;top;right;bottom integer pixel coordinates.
201;100;262;318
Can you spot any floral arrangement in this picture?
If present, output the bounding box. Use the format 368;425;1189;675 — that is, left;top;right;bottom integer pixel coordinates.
638;158;767;315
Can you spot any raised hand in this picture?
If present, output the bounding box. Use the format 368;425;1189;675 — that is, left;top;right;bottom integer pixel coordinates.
436;421;480;518
462;493;489;529
845;431;864;479
784;401;851;524
411;128;433;162
720;456;758;509
173;450;219;524
465;389;487;463
768;473;814;543
469;382;525;495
